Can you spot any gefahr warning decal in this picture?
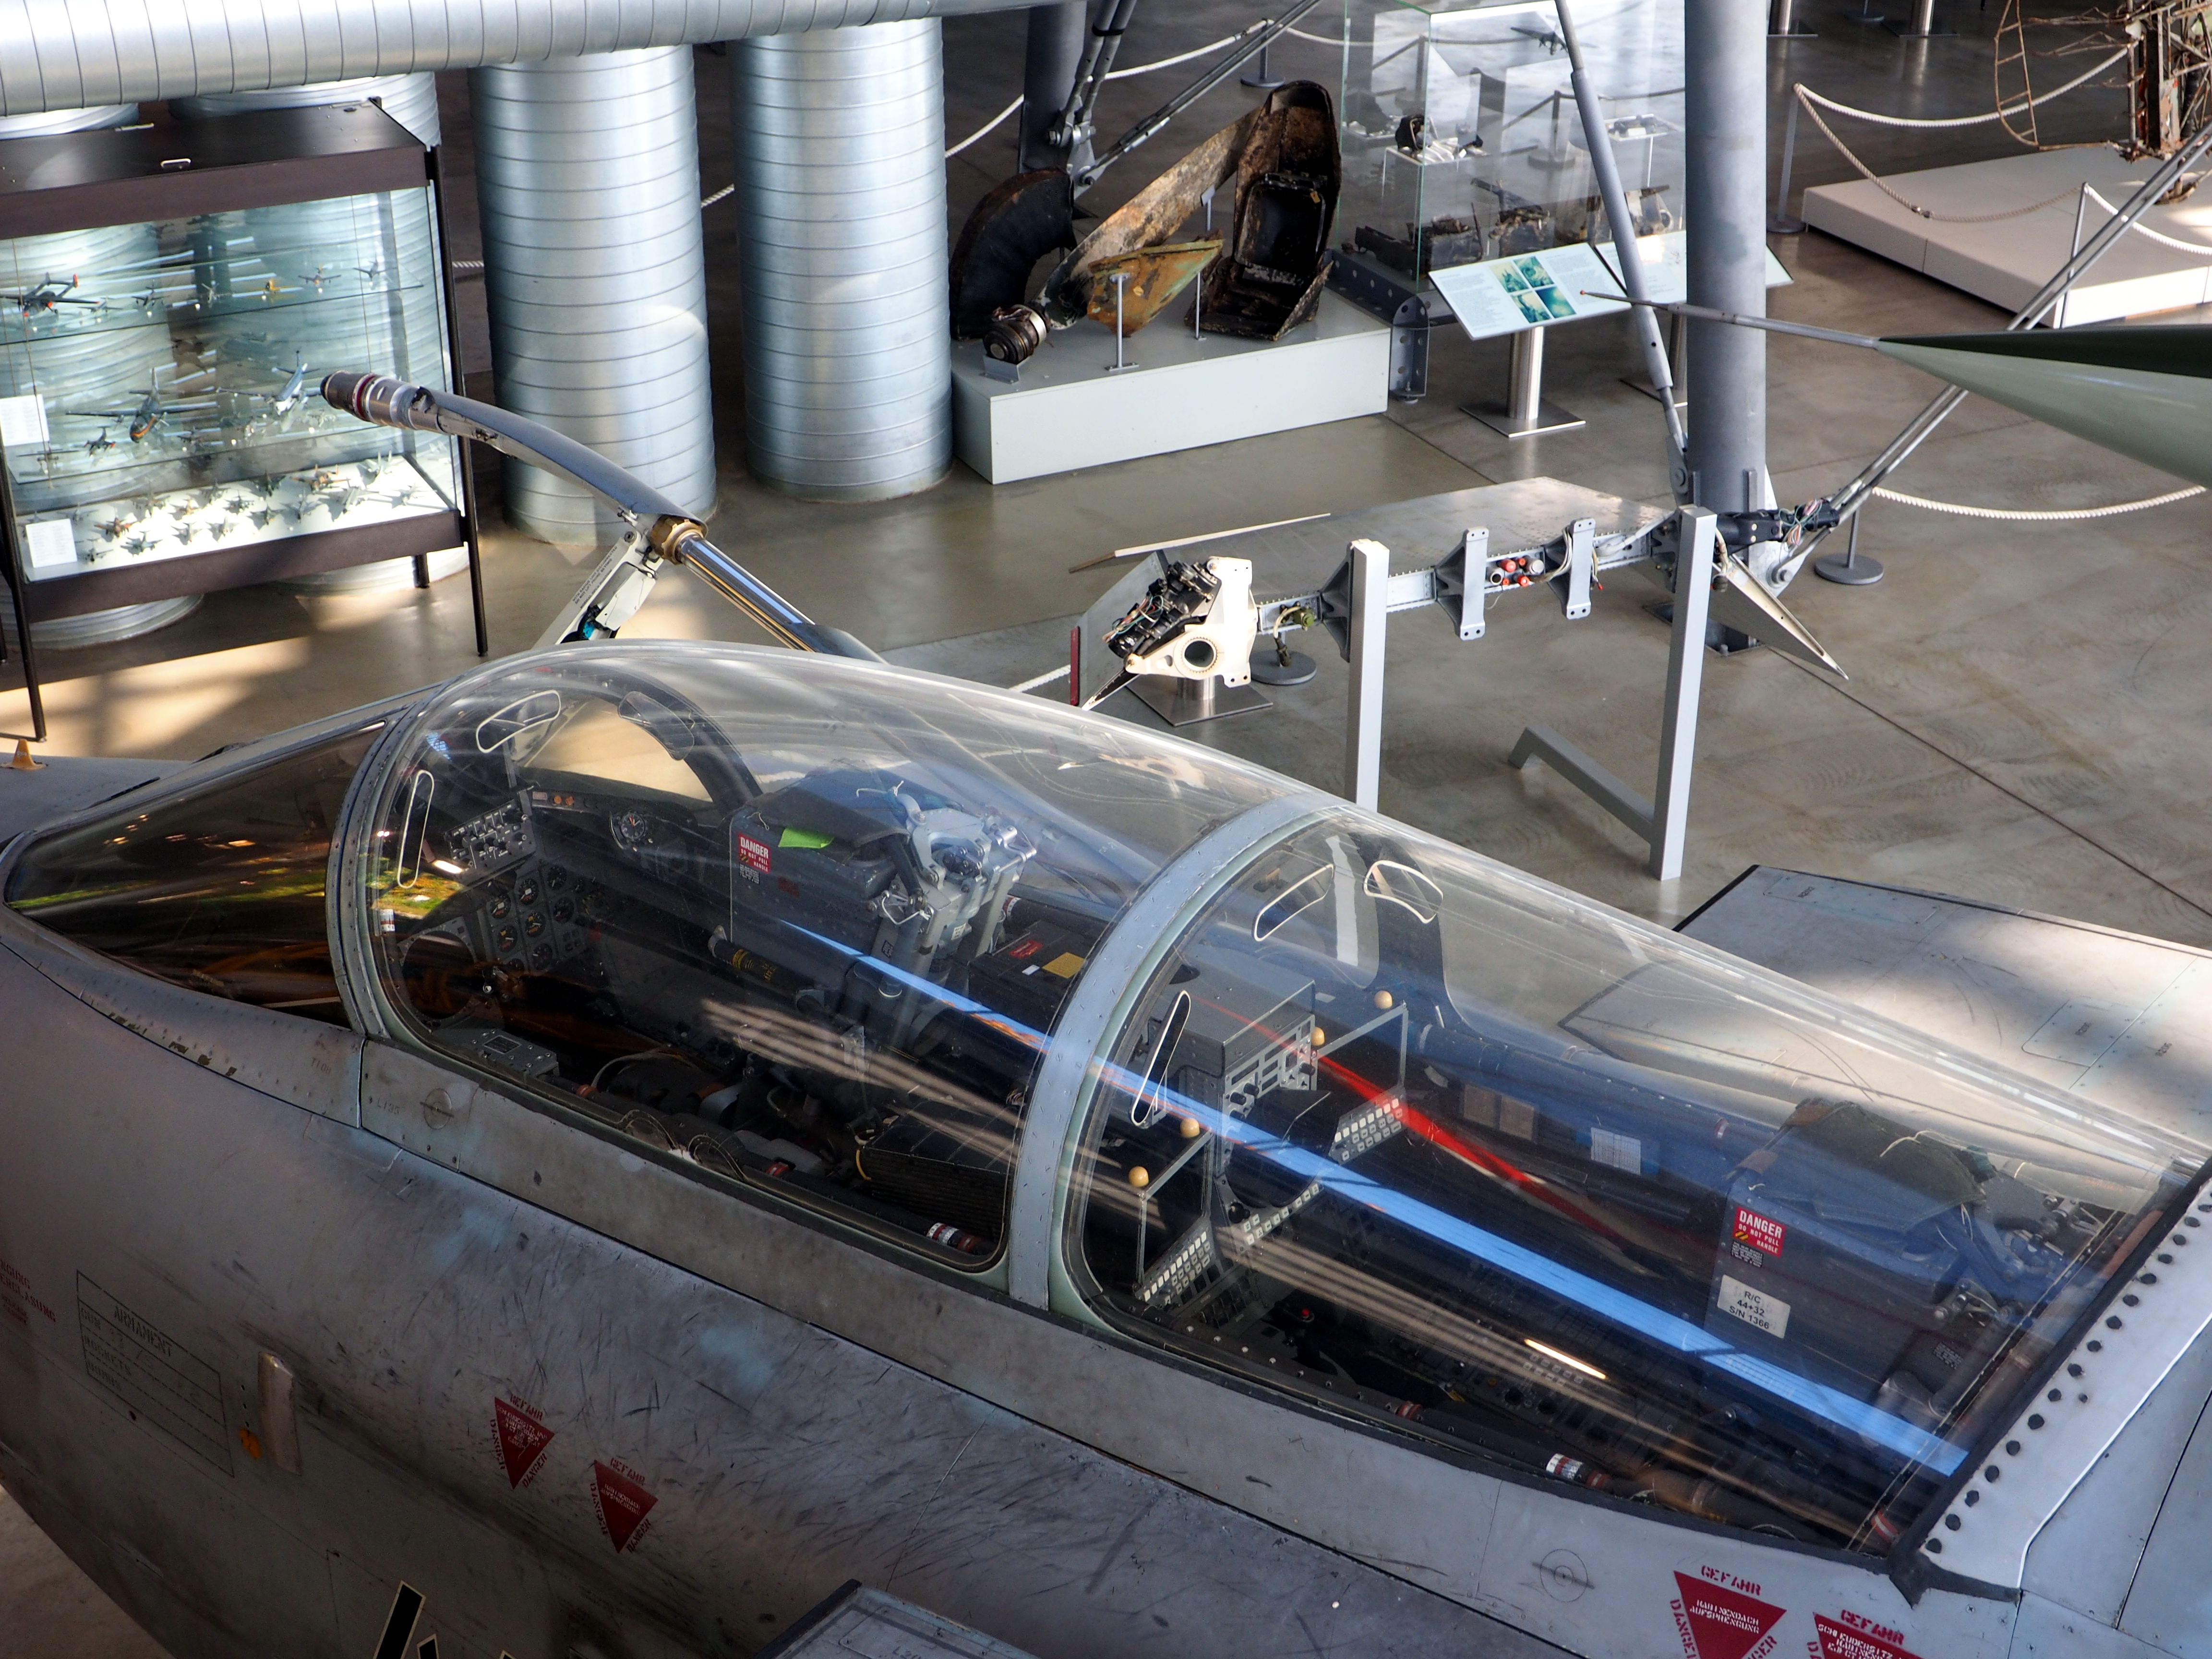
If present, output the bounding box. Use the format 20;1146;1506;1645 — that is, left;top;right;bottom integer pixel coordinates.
591;1459;658;1553
1812;1611;1924;1659
1673;1568;1786;1659
492;1396;554;1489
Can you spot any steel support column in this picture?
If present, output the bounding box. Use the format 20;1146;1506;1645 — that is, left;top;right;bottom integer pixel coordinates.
1684;0;1767;518
1019;3;1087;171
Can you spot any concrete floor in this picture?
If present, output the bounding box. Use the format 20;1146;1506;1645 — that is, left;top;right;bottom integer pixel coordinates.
7;7;2211;1655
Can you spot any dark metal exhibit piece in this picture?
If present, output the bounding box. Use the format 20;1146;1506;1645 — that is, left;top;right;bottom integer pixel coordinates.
947;170;1077;340
1192;81;1342;341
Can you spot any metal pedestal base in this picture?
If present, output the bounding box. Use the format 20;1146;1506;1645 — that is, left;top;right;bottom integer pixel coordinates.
6;595;202;650
1130;674;1272;726
1465;399;1585;438
1469;326;1583;438
1813;549;1885;585
1251;649;1317;686
275;547;472;594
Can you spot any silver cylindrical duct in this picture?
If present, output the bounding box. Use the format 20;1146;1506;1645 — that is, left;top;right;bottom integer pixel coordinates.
733;21;950;502
0;1;1030;118
0;104;200;647
473;49;714;546
174;74;443;146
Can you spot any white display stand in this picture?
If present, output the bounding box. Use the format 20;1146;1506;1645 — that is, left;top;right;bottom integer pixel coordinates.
1802;149;2212;326
951;292;1390;484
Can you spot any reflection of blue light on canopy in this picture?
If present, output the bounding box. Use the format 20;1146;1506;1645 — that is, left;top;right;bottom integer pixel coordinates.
802;925;1967;1476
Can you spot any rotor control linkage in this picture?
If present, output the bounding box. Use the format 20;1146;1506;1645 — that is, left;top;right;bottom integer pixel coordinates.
1081;505;1841;710
320;372;878;661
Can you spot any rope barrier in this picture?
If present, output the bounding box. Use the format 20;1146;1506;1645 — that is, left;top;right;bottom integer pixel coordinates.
2080;184;2212;254
1796;47;2126;130
1870;483;2205;519
945;27;1265;159
1104;28;1265;79
1009;663;1071;693
1798;98;2086;222
1773;49;2127;228
948;96;1026;159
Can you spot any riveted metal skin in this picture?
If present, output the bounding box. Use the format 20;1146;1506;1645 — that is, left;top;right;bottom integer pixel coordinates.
1917;1190;2212;1589
1;650;2210;1659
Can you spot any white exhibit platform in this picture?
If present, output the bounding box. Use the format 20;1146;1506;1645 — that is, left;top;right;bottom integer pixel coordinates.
1803;148;2212;326
951;292;1390;484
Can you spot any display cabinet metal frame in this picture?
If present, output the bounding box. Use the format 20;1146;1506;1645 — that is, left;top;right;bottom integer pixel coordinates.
0;104;484;738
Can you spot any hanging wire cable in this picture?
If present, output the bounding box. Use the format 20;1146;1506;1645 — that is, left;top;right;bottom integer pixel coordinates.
1870;484;2205;520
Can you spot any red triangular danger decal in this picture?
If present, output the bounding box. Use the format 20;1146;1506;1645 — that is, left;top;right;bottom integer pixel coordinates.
1674;1573;1786;1659
1813;1615;1921;1659
492;1398;554;1489
591;1461;657;1553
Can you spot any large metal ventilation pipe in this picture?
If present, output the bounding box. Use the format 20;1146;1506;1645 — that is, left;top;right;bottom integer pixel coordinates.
0;3;1028;118
473;49;715;546
733;21;951;502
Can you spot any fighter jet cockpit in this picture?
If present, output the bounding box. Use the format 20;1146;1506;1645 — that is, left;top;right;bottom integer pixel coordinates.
351;644;1284;1264
1066;818;2204;1558
6;637;2206;1597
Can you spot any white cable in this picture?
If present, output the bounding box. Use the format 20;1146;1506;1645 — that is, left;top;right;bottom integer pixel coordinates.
1009;663;1070;694
947;26;1272;160
700;183;734;209
948;95;1025;159
2080;184;2212;254
1105;29;1262;79
1797;47;2125;130
1870;483;2205;520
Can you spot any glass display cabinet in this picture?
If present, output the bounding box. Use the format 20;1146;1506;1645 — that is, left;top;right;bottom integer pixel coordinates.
1329;0;1683;312
0;104;481;728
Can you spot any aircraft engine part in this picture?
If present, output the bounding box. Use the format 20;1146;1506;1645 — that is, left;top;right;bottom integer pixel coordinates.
1193;81;1341;342
983;304;1048;365
1082;238;1221;334
1106;556;1260;687
173;74;442;145
949;171;1075;340
1038;106;1261;328
473;48;714;547
735;20;952;503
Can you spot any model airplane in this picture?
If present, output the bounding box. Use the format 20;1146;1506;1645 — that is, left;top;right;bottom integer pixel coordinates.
0;373;2205;1659
258;354;313;418
2;274;102;319
64;385;218;444
81;427;115;457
